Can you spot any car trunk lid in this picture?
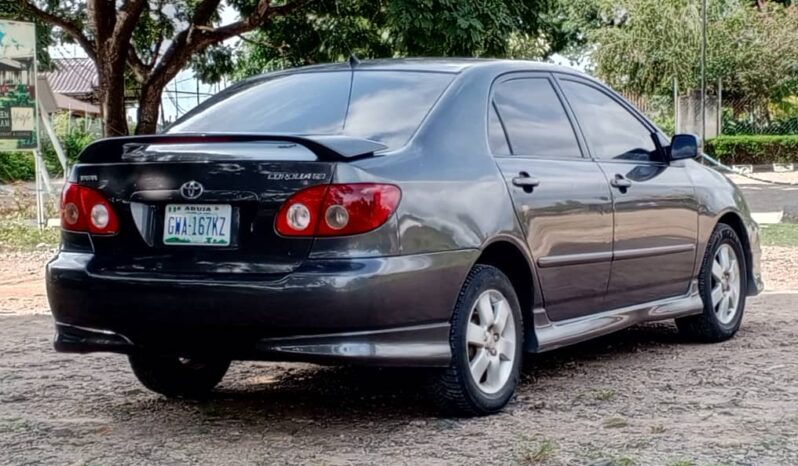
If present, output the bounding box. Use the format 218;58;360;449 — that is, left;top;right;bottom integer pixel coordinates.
70;134;386;277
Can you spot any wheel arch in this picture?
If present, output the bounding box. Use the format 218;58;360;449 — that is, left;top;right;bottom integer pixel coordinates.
715;210;756;292
471;237;539;351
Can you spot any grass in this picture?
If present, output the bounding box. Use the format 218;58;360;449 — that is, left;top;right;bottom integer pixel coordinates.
603;416;630;429
0;184;60;252
0;218;59;252
666;461;695;466
592;388;617;401
519;438;555;464
760;222;798;247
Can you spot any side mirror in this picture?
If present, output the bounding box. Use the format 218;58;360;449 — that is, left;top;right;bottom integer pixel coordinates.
670;134;701;161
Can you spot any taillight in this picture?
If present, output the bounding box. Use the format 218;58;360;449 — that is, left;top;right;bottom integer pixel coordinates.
60;183;119;235
276;183;401;237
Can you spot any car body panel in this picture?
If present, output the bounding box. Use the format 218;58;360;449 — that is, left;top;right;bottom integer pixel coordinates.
46;58;763;366
495;156;614;321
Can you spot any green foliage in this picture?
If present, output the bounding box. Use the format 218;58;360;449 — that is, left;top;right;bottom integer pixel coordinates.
0;114;96;181
565;0;798;102
722;115;798;136
0;152;36;182
705;135;798;165
227;0;578;79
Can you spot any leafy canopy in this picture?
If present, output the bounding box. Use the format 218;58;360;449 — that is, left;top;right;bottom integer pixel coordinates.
215;0;580;80
564;0;798;101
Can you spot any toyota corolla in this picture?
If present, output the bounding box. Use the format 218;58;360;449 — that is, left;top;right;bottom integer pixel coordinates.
47;59;763;416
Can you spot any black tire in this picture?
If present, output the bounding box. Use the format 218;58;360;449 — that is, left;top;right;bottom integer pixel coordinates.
431;265;524;416
128;353;230;399
676;223;747;342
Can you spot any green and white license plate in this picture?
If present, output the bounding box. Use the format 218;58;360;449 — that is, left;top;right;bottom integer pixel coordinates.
163;204;232;246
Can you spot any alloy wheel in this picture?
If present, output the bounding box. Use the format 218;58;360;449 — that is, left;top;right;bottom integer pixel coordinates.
711;243;742;325
466;289;517;394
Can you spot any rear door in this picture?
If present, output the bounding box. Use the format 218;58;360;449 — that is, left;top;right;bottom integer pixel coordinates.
556;77;699;308
490;74;614;321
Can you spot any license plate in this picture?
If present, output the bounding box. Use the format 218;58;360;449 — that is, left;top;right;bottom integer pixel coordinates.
163;204;232;247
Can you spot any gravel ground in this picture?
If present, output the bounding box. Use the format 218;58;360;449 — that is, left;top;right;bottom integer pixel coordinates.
1;249;797;465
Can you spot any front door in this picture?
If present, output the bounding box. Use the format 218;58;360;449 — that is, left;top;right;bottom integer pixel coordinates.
557;77;699;309
490;74;614;321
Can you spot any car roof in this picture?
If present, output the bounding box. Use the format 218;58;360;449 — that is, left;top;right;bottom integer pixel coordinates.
275;57;586;76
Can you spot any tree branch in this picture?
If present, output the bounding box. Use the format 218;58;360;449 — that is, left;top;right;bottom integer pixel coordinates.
195;0;308;46
144;0;306;91
127;49;149;82
14;0;97;61
113;0;149;46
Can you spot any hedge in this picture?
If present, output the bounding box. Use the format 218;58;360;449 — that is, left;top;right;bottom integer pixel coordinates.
0;131;92;182
705;135;798;165
0;149;69;182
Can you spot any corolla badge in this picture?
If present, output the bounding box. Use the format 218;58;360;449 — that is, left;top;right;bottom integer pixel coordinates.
180;180;204;200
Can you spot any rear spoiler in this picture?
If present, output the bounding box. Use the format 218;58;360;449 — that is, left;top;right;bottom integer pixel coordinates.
78;133;388;163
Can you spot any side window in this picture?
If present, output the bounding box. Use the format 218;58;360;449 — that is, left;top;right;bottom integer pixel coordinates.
560;80;659;162
491;78;582;158
488;103;511;155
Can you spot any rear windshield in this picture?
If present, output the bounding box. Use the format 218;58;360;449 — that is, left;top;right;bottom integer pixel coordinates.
168;70;455;150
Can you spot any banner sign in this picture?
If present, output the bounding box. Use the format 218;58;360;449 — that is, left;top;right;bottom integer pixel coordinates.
0;20;37;151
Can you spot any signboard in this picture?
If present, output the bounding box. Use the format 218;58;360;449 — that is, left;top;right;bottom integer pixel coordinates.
0;20;37;151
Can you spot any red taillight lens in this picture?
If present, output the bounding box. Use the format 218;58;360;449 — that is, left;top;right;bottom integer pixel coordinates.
276;183;401;237
60;183;119;235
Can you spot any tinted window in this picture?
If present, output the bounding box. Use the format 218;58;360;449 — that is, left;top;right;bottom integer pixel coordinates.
488;103;511;155
560;80;659;162
492;78;581;157
170;71;454;150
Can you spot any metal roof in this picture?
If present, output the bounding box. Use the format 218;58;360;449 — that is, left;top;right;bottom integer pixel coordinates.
44;57;97;96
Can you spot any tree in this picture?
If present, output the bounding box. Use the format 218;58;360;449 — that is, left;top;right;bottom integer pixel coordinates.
5;0;580;136
6;0;308;136
224;0;580;79
563;0;798;102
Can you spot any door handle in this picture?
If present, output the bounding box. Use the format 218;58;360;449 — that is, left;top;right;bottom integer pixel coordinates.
610;174;632;190
512;172;541;192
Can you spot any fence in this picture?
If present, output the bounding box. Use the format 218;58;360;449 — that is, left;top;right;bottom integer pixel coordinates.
720;96;798;136
623;80;798;138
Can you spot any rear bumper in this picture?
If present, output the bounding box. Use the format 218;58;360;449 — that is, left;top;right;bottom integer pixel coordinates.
47;250;476;366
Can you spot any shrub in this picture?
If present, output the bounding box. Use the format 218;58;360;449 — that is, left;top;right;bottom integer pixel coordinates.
722;116;798;136
0;122;95;182
705;135;798;165
0;152;36;182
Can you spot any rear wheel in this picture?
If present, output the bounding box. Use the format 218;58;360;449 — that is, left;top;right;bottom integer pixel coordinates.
128;353;230;398
431;265;523;416
676;223;747;342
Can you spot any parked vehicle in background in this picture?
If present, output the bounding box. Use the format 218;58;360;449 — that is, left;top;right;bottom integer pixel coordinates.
47;59;763;416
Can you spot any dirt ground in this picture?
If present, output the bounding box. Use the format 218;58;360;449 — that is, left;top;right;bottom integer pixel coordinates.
1;249;797;465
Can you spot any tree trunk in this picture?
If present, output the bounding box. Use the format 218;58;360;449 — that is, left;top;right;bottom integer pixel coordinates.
97;69;129;137
96;58;129;137
135;84;162;135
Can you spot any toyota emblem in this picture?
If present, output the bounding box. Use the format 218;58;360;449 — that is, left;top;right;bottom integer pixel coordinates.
180;180;204;200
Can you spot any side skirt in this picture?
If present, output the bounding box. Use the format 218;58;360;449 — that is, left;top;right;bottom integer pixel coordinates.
532;280;703;352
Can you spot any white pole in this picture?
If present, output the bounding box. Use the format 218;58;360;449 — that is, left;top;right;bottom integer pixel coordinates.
38;101;68;176
701;0;707;143
33;150;44;229
673;77;679;133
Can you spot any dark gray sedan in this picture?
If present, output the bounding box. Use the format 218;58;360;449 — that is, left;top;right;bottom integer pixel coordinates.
47;59;763;416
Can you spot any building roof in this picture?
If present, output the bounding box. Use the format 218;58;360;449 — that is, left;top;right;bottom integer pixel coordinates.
44;57;97;96
0;57;23;70
54;92;100;116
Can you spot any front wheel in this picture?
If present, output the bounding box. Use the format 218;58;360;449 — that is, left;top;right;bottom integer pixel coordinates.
431;265;524;416
129;353;231;398
676;223;747;342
